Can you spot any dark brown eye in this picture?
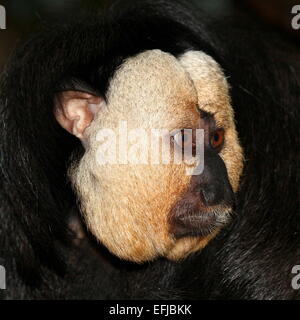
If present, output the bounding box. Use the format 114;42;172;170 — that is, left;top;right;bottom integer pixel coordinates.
211;128;225;150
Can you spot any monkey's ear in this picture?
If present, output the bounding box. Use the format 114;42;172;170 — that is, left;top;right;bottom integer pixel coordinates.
54;91;105;140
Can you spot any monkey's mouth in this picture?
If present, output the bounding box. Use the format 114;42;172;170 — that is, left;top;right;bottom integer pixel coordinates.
169;206;232;239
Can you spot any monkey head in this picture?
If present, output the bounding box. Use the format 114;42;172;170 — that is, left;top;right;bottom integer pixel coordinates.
54;50;244;263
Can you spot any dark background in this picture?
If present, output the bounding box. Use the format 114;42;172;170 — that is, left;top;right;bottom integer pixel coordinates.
0;0;299;69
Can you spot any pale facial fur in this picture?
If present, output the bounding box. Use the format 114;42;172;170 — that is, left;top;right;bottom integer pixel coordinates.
68;50;244;262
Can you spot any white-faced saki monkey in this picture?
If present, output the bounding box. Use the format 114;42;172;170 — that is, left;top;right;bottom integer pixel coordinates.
0;0;299;299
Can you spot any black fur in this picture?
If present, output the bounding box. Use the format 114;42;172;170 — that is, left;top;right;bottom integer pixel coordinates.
0;0;299;299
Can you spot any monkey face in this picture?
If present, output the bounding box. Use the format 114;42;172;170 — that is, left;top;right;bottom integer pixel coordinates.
55;50;243;262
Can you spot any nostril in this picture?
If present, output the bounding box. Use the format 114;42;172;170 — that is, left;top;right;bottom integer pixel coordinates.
201;189;214;206
201;184;222;206
200;180;235;207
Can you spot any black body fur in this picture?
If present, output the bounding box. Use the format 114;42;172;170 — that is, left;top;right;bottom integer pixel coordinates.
0;0;299;299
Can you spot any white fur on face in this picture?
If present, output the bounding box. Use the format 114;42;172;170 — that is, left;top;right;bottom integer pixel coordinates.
70;50;243;262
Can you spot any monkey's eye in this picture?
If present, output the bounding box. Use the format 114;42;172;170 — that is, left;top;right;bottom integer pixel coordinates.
211;128;225;150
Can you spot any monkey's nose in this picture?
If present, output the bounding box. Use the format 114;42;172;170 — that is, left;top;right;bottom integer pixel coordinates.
199;152;235;208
